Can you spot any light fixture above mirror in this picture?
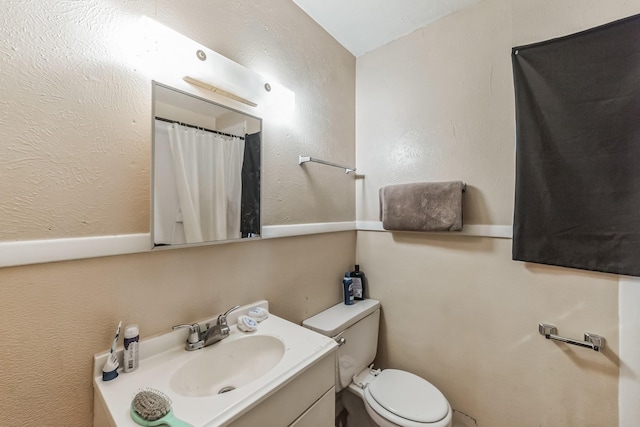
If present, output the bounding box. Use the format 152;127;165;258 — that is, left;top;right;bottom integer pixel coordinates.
131;17;294;117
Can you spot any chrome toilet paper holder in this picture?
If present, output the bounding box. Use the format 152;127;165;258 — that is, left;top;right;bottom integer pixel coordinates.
538;323;605;352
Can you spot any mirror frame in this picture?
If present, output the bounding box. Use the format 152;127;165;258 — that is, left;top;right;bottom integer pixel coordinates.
151;81;263;250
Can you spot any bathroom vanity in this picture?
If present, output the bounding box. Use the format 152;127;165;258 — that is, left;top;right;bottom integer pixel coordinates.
93;301;337;426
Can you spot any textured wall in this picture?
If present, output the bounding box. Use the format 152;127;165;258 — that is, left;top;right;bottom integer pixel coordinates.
356;0;514;225
359;231;619;426
355;0;640;425
159;0;357;227
0;0;355;241
0;1;155;241
0;232;355;426
0;1;356;426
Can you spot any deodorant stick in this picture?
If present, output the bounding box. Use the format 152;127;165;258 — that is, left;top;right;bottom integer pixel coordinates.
123;324;139;373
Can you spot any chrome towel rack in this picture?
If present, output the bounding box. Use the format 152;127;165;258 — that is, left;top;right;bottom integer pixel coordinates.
299;155;356;174
538;323;605;352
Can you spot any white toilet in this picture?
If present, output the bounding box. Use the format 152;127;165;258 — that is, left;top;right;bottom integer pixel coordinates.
303;299;452;427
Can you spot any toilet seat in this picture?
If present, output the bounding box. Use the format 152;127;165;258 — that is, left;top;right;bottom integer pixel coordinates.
362;369;451;427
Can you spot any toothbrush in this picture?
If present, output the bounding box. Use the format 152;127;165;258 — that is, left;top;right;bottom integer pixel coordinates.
102;321;123;381
109;321;122;365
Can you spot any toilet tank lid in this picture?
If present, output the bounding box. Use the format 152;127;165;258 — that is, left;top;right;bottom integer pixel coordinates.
302;299;381;337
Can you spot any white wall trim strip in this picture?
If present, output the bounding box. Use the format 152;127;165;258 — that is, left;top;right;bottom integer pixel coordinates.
619;276;640;426
0;234;150;268
356;221;513;239
0;222;514;268
261;221;356;238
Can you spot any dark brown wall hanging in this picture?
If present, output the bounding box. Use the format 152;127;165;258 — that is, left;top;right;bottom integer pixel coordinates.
511;14;640;276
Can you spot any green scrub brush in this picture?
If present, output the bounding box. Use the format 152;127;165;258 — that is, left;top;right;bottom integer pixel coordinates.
130;389;192;427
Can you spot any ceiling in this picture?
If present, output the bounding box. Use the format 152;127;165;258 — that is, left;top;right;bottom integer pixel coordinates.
292;0;480;57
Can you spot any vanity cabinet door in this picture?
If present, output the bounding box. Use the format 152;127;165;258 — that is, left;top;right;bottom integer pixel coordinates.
225;352;335;427
289;387;335;427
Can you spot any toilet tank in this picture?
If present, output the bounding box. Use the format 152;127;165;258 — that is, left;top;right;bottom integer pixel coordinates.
303;299;381;391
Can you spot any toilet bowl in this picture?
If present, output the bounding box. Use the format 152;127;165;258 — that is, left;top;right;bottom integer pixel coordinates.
303;299;452;427
349;368;452;427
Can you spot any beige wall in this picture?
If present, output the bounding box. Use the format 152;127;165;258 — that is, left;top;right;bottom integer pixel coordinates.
358;232;618;426
356;0;640;425
3;0;638;426
0;0;355;241
0;1;356;426
356;0;514;225
0;232;355;426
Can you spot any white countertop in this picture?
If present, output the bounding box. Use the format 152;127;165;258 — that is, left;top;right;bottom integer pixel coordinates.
93;301;337;426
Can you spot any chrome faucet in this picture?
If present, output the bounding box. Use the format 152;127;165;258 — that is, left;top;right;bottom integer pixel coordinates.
172;322;204;351
173;305;240;351
203;305;240;346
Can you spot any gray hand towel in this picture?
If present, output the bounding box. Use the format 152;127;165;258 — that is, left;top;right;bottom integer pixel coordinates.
379;181;464;232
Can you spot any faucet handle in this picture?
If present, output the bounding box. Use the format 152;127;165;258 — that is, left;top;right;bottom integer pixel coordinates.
173;323;201;344
217;305;241;327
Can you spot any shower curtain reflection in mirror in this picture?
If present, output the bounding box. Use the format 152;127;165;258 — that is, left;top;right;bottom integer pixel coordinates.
154;121;245;244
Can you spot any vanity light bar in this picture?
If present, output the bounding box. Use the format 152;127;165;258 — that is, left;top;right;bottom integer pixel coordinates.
183;76;258;107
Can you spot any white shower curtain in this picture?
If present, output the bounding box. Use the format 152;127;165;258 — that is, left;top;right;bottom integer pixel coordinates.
167;123;245;243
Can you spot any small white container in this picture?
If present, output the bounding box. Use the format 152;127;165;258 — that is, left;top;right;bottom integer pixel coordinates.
123;324;139;373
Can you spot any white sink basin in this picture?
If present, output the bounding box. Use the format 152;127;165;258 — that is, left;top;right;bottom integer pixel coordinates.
93;301;338;427
170;335;285;397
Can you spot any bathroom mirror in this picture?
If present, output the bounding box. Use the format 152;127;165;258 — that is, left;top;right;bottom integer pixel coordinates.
152;83;261;248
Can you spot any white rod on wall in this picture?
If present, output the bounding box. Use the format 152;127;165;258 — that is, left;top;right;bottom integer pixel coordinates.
299;155;356;174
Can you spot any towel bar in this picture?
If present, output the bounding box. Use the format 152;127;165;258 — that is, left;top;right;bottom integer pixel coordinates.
299;155;356;174
538;323;605;352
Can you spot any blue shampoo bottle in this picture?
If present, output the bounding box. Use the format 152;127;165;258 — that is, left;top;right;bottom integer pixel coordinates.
343;273;354;305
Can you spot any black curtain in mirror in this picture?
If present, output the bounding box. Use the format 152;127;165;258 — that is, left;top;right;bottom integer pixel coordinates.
241;132;261;237
511;13;640;276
